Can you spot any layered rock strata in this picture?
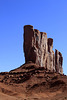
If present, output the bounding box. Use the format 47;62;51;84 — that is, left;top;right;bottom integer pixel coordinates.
23;25;63;74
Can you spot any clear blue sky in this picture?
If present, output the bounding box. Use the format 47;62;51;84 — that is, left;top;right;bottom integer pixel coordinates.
0;0;67;75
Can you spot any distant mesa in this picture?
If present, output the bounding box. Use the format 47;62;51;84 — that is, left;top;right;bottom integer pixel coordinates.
23;25;63;74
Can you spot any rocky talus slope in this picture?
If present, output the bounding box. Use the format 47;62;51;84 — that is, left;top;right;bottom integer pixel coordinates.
0;62;67;100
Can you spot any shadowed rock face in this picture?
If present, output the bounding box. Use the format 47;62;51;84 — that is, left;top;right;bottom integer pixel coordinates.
23;25;34;62
23;25;63;74
48;38;53;53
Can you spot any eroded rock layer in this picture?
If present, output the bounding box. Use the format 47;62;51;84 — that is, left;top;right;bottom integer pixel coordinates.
23;25;63;74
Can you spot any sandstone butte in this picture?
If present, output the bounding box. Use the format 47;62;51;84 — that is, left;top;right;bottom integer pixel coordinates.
0;25;67;100
24;25;63;74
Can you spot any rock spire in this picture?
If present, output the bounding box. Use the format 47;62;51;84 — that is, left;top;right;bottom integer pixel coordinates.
23;25;63;74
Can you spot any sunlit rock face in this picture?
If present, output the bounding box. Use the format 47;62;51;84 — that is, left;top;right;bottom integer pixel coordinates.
47;38;55;72
23;25;63;74
55;49;63;74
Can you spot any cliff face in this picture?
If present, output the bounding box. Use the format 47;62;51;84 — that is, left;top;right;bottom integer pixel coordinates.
23;25;63;74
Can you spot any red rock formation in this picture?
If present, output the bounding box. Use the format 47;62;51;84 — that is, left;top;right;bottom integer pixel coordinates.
47;38;55;72
23;25;34;63
23;25;63;74
55;49;63;74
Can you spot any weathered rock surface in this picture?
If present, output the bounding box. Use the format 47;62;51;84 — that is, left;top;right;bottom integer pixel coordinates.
0;25;66;100
55;49;63;74
23;25;63;74
0;62;67;100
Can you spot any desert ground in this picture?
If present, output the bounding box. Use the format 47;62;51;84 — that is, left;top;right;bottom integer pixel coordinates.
0;62;67;100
